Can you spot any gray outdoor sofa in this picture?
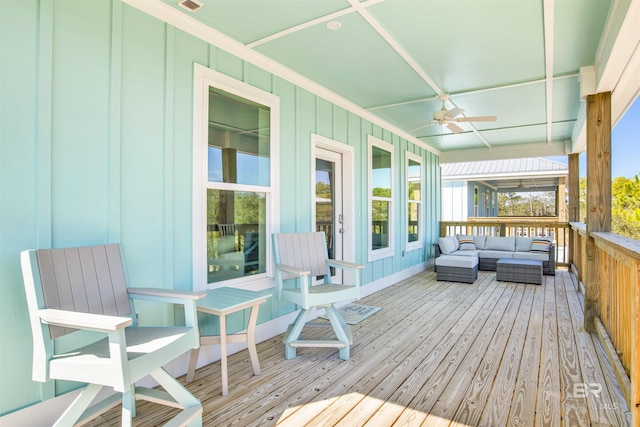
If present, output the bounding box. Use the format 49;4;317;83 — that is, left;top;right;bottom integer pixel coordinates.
437;235;556;276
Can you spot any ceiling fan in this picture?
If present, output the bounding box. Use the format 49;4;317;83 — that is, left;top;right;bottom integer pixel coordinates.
412;94;497;134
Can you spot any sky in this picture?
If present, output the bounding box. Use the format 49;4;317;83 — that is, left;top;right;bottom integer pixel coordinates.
547;95;640;178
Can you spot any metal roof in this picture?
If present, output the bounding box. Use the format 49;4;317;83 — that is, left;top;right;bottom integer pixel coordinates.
441;158;568;192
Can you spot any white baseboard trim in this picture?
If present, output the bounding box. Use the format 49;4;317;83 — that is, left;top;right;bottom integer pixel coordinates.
1;261;428;425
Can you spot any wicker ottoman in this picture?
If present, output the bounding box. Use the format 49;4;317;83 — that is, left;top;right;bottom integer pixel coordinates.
496;258;543;285
436;255;478;284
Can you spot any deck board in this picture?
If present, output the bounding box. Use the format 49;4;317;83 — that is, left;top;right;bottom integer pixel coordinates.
87;269;630;426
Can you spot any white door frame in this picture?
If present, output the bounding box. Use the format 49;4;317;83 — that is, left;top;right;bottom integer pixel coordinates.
311;134;355;265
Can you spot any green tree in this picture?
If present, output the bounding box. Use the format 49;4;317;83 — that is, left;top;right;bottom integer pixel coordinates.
498;191;556;216
612;175;640;240
578;175;640;241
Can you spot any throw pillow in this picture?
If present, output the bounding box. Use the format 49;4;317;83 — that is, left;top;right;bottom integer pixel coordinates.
531;236;552;253
457;235;476;251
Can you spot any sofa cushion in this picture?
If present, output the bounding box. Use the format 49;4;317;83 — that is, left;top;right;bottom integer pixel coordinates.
473;235;487;250
479;250;514;259
438;236;458;254
449;250;479;258
485;236;515;251
531;236;552;253
457;235;476;251
435;254;478;268
514;252;549;261
515;236;533;252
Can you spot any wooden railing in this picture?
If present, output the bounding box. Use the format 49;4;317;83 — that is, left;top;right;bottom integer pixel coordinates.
440;218;570;267
568;223;640;422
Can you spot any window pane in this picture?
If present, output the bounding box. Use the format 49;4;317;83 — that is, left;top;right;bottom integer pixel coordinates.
372;200;389;249
207;189;266;283
208;88;270;186
408;202;419;242
372;146;391;197
408;159;421;201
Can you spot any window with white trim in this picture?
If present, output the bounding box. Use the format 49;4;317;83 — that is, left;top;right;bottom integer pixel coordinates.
369;136;394;260
406;152;422;250
193;65;279;290
474;186;479;217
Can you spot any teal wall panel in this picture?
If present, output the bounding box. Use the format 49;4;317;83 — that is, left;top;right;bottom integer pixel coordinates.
51;0;112;248
274;77;297;233
0;0;43;413
0;0;441;415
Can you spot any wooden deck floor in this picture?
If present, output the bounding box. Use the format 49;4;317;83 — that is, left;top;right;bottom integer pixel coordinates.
90;269;630;426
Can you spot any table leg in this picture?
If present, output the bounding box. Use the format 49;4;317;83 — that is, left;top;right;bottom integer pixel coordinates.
246;303;261;376
186;347;200;383
220;314;228;396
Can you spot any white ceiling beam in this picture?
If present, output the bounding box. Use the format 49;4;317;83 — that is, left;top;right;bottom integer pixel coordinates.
543;0;555;144
439;141;568;164
246;5;362;48
347;0;494;149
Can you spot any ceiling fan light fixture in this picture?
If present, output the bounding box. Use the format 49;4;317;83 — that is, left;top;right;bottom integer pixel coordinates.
178;0;203;12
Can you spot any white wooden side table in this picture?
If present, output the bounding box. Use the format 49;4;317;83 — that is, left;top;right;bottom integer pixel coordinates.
186;287;270;395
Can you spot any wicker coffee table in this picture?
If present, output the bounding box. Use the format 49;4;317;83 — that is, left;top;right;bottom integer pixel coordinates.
496;258;543;285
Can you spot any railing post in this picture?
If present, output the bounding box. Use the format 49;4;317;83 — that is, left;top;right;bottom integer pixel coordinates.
632;258;640;426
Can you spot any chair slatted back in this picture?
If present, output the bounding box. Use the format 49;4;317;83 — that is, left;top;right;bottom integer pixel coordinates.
274;232;328;279
35;244;131;338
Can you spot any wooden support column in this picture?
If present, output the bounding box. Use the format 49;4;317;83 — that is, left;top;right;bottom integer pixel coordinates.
568;154;580;222
557;177;567;222
584;92;611;332
568;154;579;268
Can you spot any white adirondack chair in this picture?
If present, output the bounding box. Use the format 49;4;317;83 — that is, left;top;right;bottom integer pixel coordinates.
20;244;205;427
272;232;365;360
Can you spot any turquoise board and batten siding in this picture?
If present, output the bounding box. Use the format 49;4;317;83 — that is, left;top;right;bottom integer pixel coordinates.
0;0;439;415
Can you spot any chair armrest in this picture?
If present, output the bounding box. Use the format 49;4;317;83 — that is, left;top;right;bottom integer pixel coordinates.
127;288;204;346
276;263;311;277
38;308;132;332
325;259;365;271
128;287;206;302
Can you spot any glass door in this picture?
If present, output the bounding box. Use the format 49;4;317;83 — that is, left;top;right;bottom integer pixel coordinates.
315;148;343;279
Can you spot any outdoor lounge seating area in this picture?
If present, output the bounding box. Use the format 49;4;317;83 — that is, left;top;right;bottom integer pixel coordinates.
80;269;630;427
438;234;556;276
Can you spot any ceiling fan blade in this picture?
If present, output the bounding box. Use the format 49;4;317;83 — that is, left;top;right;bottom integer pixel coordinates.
446;122;464;133
456;116;497;122
445;107;464;119
409;122;437;132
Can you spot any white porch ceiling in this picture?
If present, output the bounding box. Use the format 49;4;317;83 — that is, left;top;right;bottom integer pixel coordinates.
130;0;640;163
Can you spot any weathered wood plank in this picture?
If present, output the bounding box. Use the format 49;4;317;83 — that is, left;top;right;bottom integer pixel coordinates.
421;283;526;426
390;283;517;426
555;271;590;425
536;275;561;427
466;284;535;426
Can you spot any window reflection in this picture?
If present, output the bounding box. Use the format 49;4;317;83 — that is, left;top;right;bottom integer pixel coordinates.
207;190;266;283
